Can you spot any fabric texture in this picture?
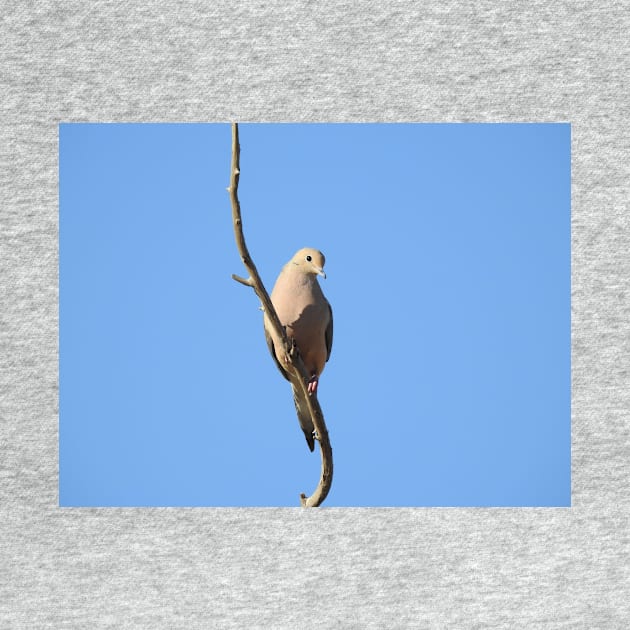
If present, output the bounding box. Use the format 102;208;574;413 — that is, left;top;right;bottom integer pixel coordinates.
2;2;629;627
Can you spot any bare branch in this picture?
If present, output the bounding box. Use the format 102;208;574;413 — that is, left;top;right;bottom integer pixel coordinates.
231;273;254;287
228;122;333;507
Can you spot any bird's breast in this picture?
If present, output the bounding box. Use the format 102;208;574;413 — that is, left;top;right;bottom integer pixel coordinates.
270;278;329;377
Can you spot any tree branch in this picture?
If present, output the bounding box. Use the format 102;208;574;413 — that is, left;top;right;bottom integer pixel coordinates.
228;122;333;507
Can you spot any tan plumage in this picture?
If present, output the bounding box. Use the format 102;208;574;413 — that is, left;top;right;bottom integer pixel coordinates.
263;248;333;451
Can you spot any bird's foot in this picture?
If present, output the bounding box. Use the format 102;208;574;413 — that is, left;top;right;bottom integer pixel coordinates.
313;430;320;442
307;375;319;396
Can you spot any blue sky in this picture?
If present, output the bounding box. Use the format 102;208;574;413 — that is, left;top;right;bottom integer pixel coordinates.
59;123;570;507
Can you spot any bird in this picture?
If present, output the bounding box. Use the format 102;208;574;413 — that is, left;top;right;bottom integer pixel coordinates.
263;248;333;452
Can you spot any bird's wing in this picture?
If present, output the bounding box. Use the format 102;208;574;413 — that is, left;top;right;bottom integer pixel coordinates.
264;322;290;382
325;301;333;362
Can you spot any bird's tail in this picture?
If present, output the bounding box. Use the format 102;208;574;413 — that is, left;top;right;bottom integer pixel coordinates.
292;383;315;452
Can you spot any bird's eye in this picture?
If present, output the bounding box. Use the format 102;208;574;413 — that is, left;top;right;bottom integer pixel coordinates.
306;255;312;262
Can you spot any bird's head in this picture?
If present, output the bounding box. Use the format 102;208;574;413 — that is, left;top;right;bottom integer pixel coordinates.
290;248;326;279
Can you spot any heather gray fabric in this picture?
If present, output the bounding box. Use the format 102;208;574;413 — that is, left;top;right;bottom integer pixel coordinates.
2;2;629;627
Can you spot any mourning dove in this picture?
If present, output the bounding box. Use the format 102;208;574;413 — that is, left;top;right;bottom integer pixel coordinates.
263;248;333;452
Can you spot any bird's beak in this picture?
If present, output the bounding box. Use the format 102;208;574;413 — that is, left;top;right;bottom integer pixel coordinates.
315;267;326;279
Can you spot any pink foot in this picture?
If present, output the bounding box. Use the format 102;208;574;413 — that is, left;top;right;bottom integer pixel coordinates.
307;375;319;396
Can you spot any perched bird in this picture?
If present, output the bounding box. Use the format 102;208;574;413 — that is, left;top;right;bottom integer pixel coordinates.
263;248;333;451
